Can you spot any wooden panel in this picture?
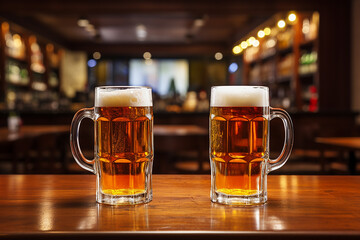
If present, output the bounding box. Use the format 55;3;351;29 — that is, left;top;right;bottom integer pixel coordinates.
318;0;351;112
0;175;360;239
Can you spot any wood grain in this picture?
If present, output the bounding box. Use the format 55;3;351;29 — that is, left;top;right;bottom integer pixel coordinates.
0;175;359;239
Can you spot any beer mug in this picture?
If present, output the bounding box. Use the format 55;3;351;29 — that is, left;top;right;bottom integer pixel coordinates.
70;86;153;205
210;86;293;205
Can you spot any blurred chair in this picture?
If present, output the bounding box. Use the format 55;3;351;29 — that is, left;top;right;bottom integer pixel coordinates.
12;136;35;173
153;125;208;174
32;133;66;173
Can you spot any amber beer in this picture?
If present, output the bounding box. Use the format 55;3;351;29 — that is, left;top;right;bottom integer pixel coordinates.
70;86;153;205
211;106;268;195
95;87;153;201
95;106;153;196
210;86;272;205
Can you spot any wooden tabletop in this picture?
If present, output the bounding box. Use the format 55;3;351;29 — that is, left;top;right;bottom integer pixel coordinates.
316;137;360;150
0;174;359;239
0;125;69;143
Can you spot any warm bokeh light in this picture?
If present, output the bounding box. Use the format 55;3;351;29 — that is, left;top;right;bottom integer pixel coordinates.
13;34;21;41
288;13;297;22
1;22;9;32
257;30;265;38
266;39;276;48
248;37;256;46
253;39;260;47
11;34;21;49
277;20;286;28
29;35;37;44
93;51;101;60
302;19;310;34
240;41;248;49
194;18;205;27
136;24;147;40
143;51;151;60
46;44;54;52
77;18;89;27
232;45;241;54
264;27;271;35
85;24;95;32
214;52;223;60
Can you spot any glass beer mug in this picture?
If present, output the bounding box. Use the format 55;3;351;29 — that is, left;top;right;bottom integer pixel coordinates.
210;86;293;205
70;86;153;205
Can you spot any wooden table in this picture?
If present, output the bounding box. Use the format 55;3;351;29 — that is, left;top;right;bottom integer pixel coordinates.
0;174;359;239
0;125;70;173
0;125;69;143
316;137;360;174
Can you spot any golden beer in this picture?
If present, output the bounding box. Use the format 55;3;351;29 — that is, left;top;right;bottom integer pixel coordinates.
95;106;153;196
71;86;154;205
210;86;293;205
210;106;268;196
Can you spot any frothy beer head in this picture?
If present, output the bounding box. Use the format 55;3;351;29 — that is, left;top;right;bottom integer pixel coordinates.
95;87;152;107
211;86;269;107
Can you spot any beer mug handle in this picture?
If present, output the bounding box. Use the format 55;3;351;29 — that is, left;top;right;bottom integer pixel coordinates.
70;108;95;174
268;107;294;172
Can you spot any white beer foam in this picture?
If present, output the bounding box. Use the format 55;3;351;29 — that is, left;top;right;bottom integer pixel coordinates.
211;86;269;107
96;88;152;107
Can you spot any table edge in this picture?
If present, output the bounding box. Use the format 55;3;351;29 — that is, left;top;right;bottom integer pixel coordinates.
1;230;360;239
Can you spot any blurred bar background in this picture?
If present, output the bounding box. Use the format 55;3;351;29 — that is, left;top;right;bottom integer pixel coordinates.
0;0;359;175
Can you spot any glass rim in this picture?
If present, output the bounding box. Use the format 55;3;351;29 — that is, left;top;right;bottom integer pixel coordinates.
95;86;152;90
211;85;269;90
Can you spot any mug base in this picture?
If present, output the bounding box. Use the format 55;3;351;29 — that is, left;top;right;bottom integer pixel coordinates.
97;190;152;205
211;191;267;205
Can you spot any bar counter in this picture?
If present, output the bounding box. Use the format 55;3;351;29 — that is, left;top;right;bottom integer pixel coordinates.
0;174;359;239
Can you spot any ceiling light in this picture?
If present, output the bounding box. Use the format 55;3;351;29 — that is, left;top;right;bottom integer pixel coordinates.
277;20;286;29
93;52;101;60
253;39;260;47
240;41;248;49
248;37;256;46
214;52;223;60
232;46;241;54
288;13;297;22
257;30;265;38
264;27;271;35
143;51;151;60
